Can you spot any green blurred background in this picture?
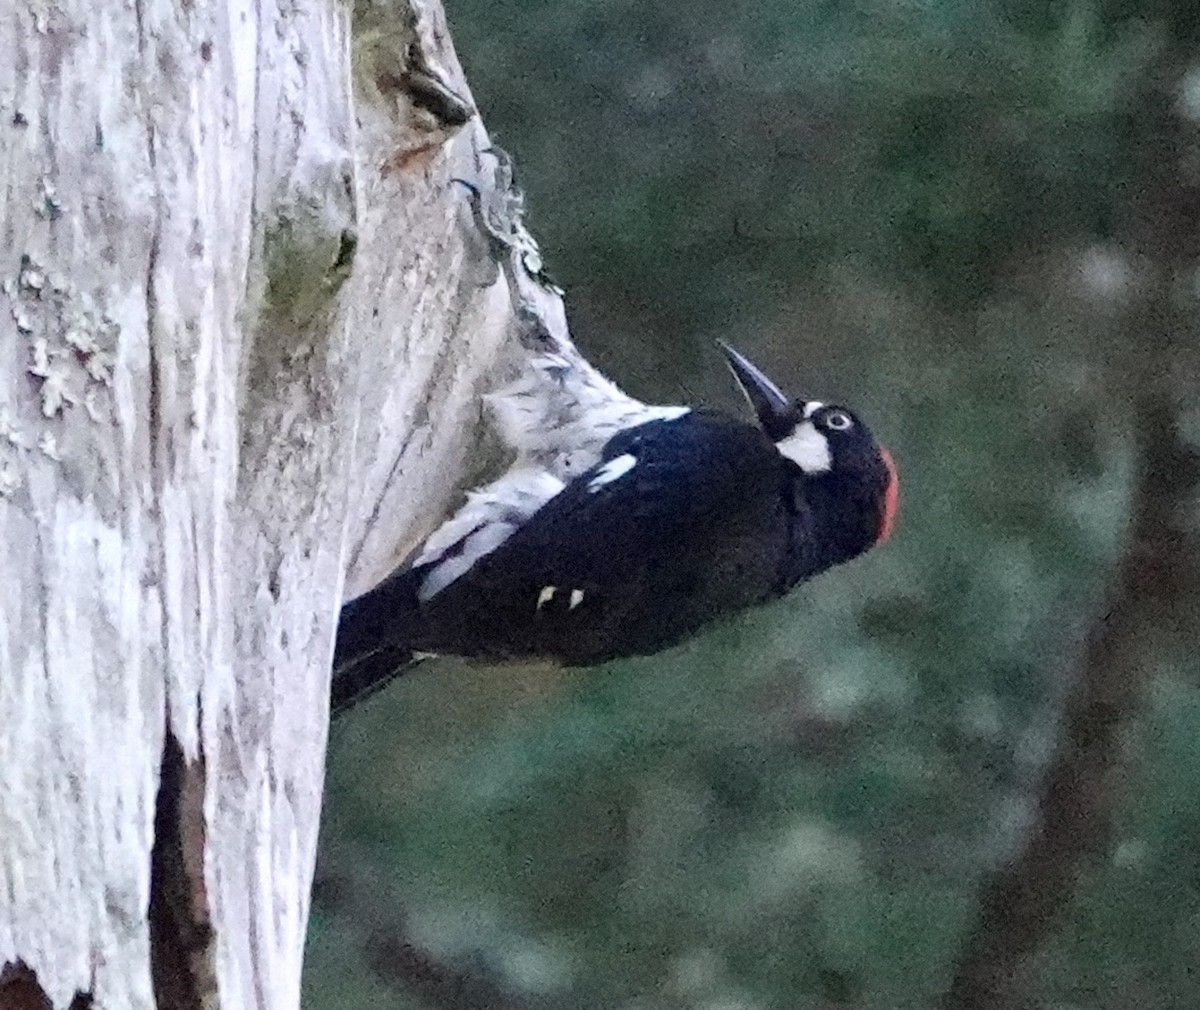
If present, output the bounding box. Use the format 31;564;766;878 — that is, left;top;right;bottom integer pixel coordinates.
307;2;1200;1007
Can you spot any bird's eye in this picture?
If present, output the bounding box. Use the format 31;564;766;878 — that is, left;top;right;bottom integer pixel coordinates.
824;410;853;431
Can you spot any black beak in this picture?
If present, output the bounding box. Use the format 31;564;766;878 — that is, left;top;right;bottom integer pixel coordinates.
717;341;796;439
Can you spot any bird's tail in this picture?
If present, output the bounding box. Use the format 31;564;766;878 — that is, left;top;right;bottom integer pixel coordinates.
330;569;423;718
330;645;419;718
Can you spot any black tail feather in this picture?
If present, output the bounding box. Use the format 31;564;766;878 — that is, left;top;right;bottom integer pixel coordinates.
330;568;424;718
330;645;420;718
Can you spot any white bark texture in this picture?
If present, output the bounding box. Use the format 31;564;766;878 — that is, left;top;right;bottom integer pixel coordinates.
0;0;529;1006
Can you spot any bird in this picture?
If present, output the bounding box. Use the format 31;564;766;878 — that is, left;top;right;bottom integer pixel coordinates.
331;340;898;716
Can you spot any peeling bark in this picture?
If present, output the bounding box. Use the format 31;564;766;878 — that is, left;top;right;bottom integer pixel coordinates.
0;0;527;1004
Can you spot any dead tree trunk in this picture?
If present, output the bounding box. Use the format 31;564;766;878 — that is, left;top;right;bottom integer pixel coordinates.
0;0;522;1005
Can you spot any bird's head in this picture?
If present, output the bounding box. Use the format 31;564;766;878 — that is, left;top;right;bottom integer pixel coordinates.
719;341;899;547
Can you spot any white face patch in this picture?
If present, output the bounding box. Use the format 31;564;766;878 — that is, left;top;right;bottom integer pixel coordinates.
587;453;637;492
802;400;825;419
776;421;832;474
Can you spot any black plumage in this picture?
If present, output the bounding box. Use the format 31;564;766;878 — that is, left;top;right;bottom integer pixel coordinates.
332;345;897;717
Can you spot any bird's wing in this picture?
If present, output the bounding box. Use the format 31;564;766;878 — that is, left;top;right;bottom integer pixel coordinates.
411;412;788;662
331;465;563;680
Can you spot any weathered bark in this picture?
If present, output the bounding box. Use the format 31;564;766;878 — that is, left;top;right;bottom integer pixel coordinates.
0;0;522;1005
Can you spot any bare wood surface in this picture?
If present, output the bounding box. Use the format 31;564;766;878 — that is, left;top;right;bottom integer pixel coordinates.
0;0;528;1004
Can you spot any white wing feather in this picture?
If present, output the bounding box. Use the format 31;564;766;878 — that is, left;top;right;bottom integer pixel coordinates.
416;344;689;600
415;466;566;600
485;352;687;481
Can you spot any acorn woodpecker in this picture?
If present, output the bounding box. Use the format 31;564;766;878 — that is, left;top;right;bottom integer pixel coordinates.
331;342;898;715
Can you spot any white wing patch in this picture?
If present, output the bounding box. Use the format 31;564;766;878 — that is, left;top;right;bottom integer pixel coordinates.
412;322;690;603
416;467;566;601
776;421;832;474
485;353;688;481
419;524;513;601
587;453;636;492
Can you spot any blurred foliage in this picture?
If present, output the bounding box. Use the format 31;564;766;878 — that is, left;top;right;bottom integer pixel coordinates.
306;1;1200;1008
